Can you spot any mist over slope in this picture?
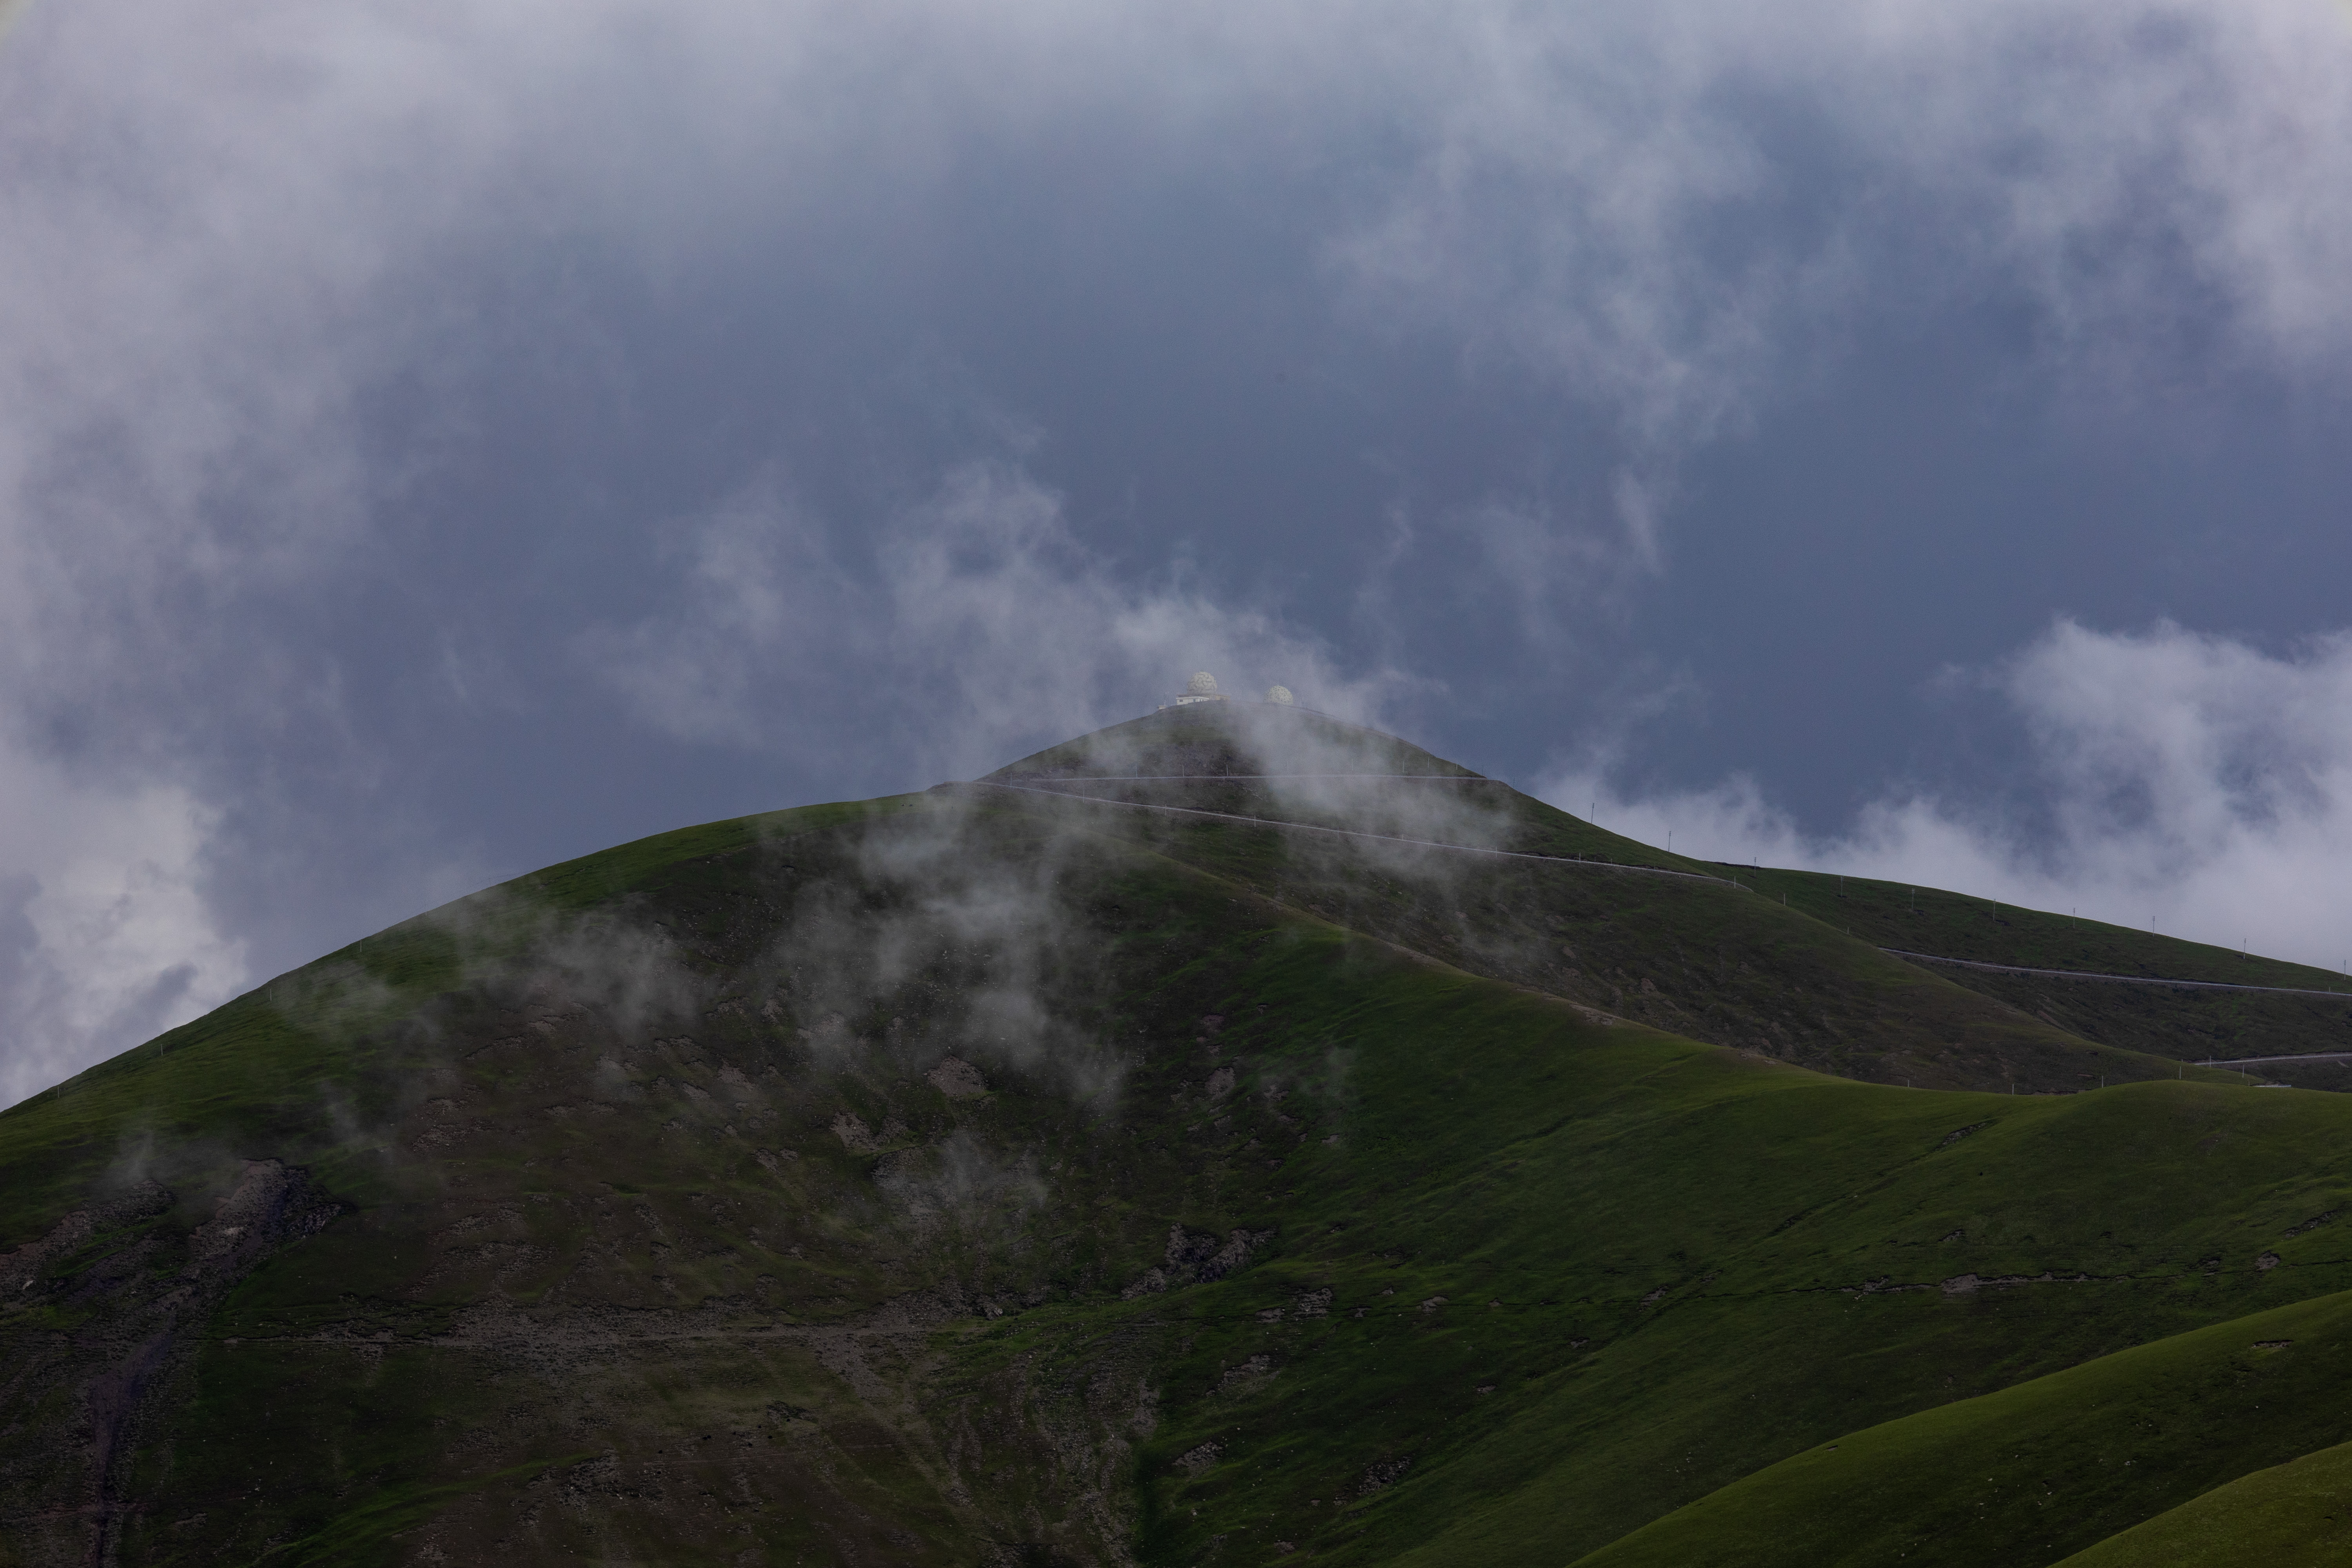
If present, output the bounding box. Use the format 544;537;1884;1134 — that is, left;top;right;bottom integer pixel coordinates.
5;705;2352;1566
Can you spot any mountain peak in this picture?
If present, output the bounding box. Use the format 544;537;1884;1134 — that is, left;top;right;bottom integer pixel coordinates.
985;701;1481;783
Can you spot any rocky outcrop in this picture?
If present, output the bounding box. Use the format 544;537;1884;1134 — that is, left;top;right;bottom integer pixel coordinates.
1120;1224;1274;1299
0;1161;339;1568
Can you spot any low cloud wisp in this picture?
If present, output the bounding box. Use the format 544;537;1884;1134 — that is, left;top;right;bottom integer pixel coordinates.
580;461;1411;787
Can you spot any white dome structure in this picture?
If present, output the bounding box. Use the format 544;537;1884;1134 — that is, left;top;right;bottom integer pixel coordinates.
1161;670;1230;709
1265;685;1294;705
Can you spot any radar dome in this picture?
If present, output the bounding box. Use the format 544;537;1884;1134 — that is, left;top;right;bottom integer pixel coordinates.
1187;671;1220;695
1265;685;1294;705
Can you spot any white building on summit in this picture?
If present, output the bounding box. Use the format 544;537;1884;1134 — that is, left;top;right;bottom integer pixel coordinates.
1159;672;1299;711
1169;671;1228;707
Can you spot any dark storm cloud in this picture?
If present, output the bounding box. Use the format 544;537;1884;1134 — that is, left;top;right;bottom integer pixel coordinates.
4;0;2352;1102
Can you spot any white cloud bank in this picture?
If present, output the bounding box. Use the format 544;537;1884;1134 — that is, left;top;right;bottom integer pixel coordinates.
0;751;248;1107
1543;621;2352;971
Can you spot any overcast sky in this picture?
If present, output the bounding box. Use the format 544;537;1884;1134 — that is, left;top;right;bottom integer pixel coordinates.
5;0;2352;1104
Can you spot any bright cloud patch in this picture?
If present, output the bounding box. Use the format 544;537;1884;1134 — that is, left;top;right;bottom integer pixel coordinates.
0;751;247;1107
1544;621;2352;972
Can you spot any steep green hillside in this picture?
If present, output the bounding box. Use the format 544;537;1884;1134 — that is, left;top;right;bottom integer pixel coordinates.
1006;785;2181;1093
985;708;2280;1092
1741;865;2352;1084
1569;1287;2352;1566
4;706;2351;1566
2055;1434;2352;1565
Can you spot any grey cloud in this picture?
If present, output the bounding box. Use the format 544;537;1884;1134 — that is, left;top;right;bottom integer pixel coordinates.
1330;0;2352;436
13;0;2346;717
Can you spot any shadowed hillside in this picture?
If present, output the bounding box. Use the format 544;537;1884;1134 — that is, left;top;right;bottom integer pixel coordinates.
1739;864;2352;1087
5;706;2352;1566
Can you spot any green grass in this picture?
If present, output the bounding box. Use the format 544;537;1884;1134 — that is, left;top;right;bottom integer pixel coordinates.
1738;864;2352;1080
1086;963;2352;1567
248;1455;591;1568
1743;863;2352;991
1566;1288;2352;1566
10;716;2352;1564
0;795;930;1251
983;706;2346;1085
2054;1432;2352;1565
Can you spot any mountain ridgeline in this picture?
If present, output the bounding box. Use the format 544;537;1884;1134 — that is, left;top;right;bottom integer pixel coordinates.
6;704;2352;1566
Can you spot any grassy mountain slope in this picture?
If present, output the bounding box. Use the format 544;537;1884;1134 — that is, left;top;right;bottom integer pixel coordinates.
5;707;2352;1565
1740;862;2352;991
1016;791;2200;1094
1566;1286;2352;1566
985;708;2284;1092
2054;1434;2352;1565
1740;865;2352;1083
